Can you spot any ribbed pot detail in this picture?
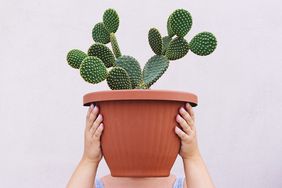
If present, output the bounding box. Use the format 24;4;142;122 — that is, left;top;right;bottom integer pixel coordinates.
83;90;198;177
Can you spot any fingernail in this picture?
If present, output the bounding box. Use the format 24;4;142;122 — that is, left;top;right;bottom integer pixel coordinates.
90;104;94;109
179;107;185;112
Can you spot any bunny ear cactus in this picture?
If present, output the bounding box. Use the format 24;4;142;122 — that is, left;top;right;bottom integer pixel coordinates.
106;67;132;90
189;32;217;56
103;8;122;58
143;55;169;88
80;56;108;84
66;8;217;90
67;49;87;69
148;28;163;55
165;37;189;60
92;22;110;44
169;9;192;37
103;9;119;33
115;56;142;89
88;43;115;68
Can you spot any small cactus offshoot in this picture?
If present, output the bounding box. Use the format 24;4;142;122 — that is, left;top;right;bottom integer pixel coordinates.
66;8;217;90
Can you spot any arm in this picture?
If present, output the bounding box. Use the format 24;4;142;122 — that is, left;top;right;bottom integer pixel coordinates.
175;103;215;188
67;104;104;188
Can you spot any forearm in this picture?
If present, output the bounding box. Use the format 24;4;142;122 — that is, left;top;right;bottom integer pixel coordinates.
67;157;99;188
183;154;215;188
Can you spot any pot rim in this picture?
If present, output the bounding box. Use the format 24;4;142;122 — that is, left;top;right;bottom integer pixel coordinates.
83;89;198;107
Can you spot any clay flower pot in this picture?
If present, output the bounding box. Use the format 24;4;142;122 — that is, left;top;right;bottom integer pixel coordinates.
83;89;198;177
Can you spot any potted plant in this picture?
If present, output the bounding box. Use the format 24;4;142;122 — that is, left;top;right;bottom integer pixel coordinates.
66;8;217;177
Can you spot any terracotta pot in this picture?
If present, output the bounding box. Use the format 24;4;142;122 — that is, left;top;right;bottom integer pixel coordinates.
83;89;198;177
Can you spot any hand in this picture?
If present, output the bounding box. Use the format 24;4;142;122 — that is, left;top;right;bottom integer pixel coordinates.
175;102;200;160
82;104;104;164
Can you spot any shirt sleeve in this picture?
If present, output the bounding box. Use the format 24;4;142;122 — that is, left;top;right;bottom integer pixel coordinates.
95;178;104;188
173;176;185;188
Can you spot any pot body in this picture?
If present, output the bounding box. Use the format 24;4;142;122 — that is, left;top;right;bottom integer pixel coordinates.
83;89;198;177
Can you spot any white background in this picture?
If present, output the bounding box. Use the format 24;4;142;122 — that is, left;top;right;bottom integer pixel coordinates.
1;0;282;187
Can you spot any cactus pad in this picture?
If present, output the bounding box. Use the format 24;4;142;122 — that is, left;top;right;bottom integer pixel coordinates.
169;9;192;37
189;32;217;56
148;28;163;55
143;55;169;88
115;55;142;88
92;22;110;44
110;33;122;58
103;8;119;33
162;36;172;55
167;15;174;37
80;56;107;84
88;43;115;68
67;49;87;69
106;67;132;90
165;37;189;60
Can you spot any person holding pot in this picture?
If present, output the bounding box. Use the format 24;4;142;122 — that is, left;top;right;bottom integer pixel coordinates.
67;103;215;188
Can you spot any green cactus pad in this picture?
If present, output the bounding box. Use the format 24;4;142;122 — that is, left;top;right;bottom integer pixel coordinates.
189;32;217;56
110;33;122;58
148;28;163;55
106;67;132;90
80;56;107;84
169;9;192;37
88;43;115;68
115;55;142;88
165;37;189;60
92;22;110;44
103;8;119;33
161;36;172;55
143;55;169;88
67;49;87;69
167;15;174;37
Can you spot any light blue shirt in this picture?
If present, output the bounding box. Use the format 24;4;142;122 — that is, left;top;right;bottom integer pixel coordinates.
95;176;185;188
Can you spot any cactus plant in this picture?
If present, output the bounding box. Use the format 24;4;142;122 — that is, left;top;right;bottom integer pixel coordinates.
169;9;192;37
66;8;217;90
103;8;119;33
189;32;217;56
88;43;115;68
143;55;169;88
67;49;87;69
106;67;132;90
148;28;163;55
110;33;122;58
92;22;110;44
80;56;108;84
165;37;189;60
115;55;142;89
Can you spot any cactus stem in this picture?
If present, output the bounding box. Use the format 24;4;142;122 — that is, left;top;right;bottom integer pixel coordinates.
110;33;122;58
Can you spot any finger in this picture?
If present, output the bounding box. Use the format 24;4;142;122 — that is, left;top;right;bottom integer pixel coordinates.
87;106;99;130
179;106;194;126
92;123;104;140
186;103;195;122
176;114;193;135
175;126;189;141
90;114;103;135
86;104;94;121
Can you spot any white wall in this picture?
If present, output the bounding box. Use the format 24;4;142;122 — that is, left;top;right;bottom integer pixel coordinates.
0;0;282;187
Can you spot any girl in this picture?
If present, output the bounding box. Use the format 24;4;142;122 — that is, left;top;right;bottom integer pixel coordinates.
67;103;215;188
